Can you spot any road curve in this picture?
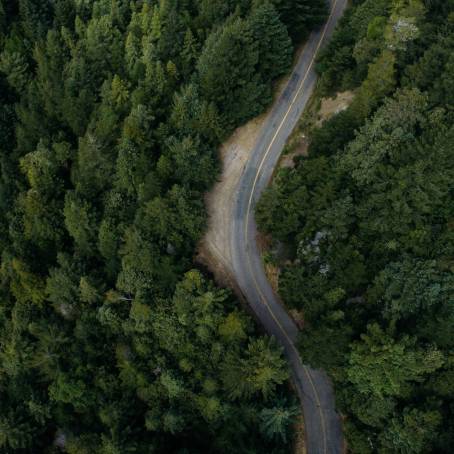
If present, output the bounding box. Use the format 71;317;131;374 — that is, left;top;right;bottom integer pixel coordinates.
230;1;348;453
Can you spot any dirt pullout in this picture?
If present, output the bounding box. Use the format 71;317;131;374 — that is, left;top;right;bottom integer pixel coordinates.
197;113;267;286
316;90;354;126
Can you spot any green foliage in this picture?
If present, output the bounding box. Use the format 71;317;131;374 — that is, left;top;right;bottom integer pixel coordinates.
259;400;300;442
222;337;289;399
316;0;392;93
19;0;54;42
307;108;360;156
197;2;294;128
0;50;29;92
197;17;267;128
347;324;444;398
271;0;328;42
250;1;292;80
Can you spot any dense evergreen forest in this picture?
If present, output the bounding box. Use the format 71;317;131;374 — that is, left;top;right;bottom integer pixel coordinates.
0;0;328;452
257;0;454;452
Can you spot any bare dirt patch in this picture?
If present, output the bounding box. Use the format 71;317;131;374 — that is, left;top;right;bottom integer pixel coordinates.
256;230;273;252
289;309;305;330
316;90;354;126
280;134;309;169
264;262;280;293
293;414;307;454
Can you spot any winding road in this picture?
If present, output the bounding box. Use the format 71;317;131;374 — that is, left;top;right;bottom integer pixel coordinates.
230;0;348;452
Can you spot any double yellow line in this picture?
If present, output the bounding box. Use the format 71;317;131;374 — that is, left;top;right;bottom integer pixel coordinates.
243;1;340;452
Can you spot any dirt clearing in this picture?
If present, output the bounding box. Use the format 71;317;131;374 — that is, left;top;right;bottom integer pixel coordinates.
316;90;354;125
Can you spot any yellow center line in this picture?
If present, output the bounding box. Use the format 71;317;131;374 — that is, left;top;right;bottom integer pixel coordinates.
243;1;340;453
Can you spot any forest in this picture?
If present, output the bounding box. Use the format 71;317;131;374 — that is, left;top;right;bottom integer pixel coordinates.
257;0;454;452
0;0;329;452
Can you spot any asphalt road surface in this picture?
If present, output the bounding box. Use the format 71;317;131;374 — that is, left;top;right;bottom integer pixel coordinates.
230;1;348;452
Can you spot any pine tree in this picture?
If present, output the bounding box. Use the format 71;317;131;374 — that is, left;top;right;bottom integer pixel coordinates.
197;17;267;127
271;0;328;42
19;0;54;42
249;1;293;80
259;402;300;442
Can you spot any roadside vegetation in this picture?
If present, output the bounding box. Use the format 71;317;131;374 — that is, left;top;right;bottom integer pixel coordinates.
257;0;454;452
0;0;328;452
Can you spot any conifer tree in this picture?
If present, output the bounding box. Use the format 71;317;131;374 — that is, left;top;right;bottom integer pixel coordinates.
250;1;293;80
